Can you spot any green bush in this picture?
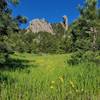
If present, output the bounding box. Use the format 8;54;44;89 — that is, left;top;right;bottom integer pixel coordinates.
67;50;84;65
68;51;100;65
0;53;6;64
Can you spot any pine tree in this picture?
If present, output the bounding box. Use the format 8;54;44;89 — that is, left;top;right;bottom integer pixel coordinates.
0;0;27;64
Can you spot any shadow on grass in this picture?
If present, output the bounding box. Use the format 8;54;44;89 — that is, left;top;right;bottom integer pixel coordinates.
0;52;40;84
0;58;37;71
0;72;15;84
0;58;38;83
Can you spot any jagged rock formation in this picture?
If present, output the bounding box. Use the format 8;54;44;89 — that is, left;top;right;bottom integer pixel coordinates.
27;19;54;34
60;15;68;31
27;16;68;34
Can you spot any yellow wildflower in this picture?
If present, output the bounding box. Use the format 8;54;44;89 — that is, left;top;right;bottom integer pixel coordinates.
69;80;75;88
59;76;64;83
51;81;55;84
50;86;54;89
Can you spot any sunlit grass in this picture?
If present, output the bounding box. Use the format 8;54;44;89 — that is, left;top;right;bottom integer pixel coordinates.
0;53;100;100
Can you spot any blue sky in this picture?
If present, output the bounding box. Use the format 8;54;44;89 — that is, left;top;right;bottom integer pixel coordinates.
10;0;100;28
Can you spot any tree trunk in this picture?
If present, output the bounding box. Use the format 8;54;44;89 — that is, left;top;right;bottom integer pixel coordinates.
92;27;97;51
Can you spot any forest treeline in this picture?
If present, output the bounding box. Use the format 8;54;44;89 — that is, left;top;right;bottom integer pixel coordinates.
0;0;100;65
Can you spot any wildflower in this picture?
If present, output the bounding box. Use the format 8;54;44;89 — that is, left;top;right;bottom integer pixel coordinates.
59;76;64;83
69;80;75;88
51;81;55;84
50;86;54;89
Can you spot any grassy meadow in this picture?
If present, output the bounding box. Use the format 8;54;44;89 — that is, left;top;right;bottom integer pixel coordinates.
0;53;100;100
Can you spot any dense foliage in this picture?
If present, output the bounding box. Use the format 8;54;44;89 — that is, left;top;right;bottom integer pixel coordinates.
69;0;100;51
67;0;100;65
68;50;100;65
0;0;27;64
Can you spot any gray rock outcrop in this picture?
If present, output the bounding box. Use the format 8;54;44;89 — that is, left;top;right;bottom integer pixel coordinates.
27;16;68;34
27;19;54;33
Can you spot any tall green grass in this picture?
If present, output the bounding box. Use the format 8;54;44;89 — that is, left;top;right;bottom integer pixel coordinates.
0;53;100;100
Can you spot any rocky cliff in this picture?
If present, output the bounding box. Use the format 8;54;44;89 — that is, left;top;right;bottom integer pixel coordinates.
27;16;68;34
27;19;54;33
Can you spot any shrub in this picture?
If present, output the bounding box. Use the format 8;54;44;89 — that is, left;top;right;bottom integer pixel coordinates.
67;50;84;65
0;53;6;64
68;50;100;65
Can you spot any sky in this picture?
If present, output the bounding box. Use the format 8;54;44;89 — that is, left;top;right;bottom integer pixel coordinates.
10;0;100;28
